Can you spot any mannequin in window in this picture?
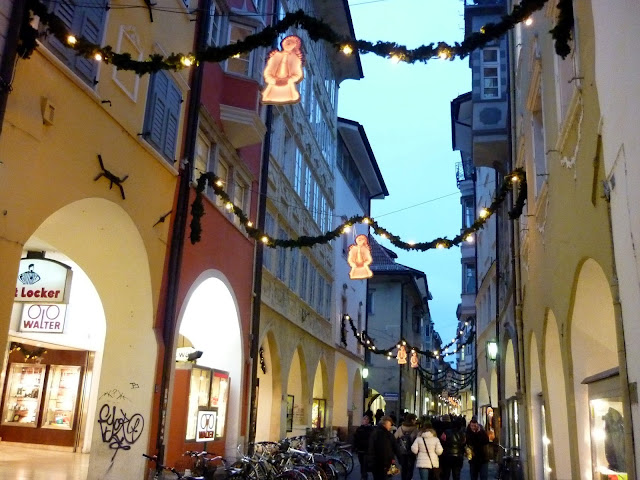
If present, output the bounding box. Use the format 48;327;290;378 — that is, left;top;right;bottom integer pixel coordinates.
348;234;373;279
261;35;304;105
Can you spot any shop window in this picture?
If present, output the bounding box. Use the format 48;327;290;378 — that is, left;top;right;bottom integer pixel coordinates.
286;395;294;432
43;0;106;87
143;70;182;163
312;398;326;429
584;368;627;479
226;23;254;76
2;364;46;426
42;365;81;430
184;366;229;441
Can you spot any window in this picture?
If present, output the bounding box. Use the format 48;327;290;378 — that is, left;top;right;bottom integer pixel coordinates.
143;71;182;163
481;47;500;99
300;256;309;301
288;249;299;292
286;395;294;432
277;227;287;281
233;178;249;226
312;399;326;429
207;2;224;46
464;264;476;294
313;183;320;224
308;267;316;306
463;197;475;228
531;102;547;197
294;149;303;196
304;168;312;208
324;283;331;318
227;23;254;76
194;132;217;199
43;0;106;86
317;277;325;315
367;290;375;315
215;157;231;208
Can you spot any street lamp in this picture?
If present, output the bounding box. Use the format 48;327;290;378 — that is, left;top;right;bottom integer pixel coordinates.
362;367;369;379
486;340;498;362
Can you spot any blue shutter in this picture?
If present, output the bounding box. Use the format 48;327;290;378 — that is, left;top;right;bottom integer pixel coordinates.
144;71;181;163
46;0;106;86
75;1;106;84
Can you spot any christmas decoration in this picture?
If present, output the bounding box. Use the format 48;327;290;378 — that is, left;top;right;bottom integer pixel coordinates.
396;345;407;365
19;0;573;75
347;234;373;280
259;347;267;374
191;170;527;250
410;350;419;368
261;35;305;105
9;342;47;361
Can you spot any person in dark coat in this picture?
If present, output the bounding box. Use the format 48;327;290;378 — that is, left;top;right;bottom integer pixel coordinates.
394;413;419;480
465;418;490;480
438;415;466;480
367;416;401;480
353;415;374;480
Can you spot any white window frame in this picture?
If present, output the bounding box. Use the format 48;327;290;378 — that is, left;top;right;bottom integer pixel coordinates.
207;2;225;47
481;47;500;100
226;23;255;77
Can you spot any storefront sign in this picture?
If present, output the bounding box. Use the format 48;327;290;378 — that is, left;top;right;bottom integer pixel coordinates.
176;347;197;362
15;258;72;303
383;392;399;401
19;304;67;333
196;409;217;442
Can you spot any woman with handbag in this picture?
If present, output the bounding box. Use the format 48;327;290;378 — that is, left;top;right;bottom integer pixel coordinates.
411;424;443;480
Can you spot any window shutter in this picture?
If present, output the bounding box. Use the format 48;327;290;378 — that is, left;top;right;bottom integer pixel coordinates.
163;81;182;161
46;1;75;66
75;1;106;84
146;72;168;150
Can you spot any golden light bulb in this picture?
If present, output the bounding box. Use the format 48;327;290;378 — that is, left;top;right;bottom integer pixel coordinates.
94;52;103;61
466;234;474;243
363;217;371;224
215;179;223;186
479;208;490;218
480;27;486;34
67;35;77;46
511;175;519;183
372;346;376;350
381;233;388;239
341;45;353;56
390;54;402;64
408;240;416;246
343;225;351;233
232;53;241;59
524;17;533;26
225;202;234;210
438;50;449;60
181;55;194;67
261;236;269;243
436;243;445;249
246;221;253;227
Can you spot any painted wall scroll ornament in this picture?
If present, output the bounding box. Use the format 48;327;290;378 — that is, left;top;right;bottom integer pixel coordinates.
261;35;305;105
347;234;373;280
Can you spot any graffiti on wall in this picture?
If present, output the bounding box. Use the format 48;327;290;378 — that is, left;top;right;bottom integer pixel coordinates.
97;387;144;461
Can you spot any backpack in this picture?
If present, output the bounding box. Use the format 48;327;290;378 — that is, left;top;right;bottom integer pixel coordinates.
397;428;413;456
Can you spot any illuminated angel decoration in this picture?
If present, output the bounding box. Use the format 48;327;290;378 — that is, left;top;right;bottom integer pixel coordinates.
348;234;373;280
410;351;419;368
397;345;407;365
261;35;305;105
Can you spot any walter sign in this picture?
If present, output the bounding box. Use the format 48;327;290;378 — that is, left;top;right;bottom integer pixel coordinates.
20;304;67;333
15;258;72;303
196;410;217;442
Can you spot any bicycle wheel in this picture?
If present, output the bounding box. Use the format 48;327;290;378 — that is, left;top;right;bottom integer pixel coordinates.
326;459;346;480
333;451;353;475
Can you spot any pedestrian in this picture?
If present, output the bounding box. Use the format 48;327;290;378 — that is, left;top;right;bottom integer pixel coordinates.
465;418;490;480
438;414;465;480
411;422;443;480
365;409;374;425
375;409;385;425
353;415;374;480
367;416;401;480
395;413;419;480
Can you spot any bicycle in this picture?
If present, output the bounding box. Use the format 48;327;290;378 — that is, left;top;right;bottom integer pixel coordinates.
144;453;204;480
494;445;523;480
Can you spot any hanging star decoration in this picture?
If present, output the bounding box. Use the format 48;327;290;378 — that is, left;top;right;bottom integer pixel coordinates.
18;0;574;73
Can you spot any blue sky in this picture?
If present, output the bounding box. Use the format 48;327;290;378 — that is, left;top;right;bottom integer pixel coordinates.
338;0;472;352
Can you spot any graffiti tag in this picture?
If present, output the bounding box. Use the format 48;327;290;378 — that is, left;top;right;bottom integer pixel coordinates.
98;403;144;460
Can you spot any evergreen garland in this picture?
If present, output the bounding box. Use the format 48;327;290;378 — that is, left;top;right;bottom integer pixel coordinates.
20;0;573;74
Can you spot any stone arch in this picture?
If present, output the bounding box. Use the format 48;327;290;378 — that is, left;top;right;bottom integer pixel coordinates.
478;377;490;407
312;357;330;429
527;331;546;480
504;339;517;399
333;359;349;431
490;368;498;407
255;330;282;441
287;346;310;436
173;271;244;456
544;309;571;480
568;258;619;477
25;198;156;479
352;369;363;423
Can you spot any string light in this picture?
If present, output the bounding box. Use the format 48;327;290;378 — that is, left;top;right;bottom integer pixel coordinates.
181;55;195;67
341;44;353;55
225;202;234;211
479;208;490;219
390;54;403;64
94;52;103;61
67;34;77;45
261;236;269;243
524;17;534;26
246;221;253;227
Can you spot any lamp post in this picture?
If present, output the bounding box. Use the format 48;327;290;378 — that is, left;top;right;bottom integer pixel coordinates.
486;340;498;362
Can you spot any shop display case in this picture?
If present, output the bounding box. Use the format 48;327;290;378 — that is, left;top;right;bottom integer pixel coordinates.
185;367;211;440
1;363;46;427
42;365;81;429
210;371;229;439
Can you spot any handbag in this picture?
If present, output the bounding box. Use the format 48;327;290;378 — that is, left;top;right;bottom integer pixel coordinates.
387;463;400;477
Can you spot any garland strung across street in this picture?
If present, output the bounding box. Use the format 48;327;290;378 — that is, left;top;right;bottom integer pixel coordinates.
19;0;574;72
191;169;526;250
343;314;474;360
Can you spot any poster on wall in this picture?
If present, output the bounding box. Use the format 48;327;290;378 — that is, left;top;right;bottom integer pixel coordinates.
196;409;217;442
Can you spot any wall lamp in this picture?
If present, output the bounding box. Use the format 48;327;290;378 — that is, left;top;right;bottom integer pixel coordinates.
486;340;498;362
362;367;369;379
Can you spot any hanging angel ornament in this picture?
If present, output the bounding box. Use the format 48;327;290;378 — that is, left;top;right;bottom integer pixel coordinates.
397;345;407;365
410;350;419;368
261;35;305;105
347;234;373;280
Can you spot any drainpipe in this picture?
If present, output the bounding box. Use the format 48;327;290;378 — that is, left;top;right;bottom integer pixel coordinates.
473;168;479;419
0;1;27;138
155;0;210;463
247;0;278;450
494;170;502;443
